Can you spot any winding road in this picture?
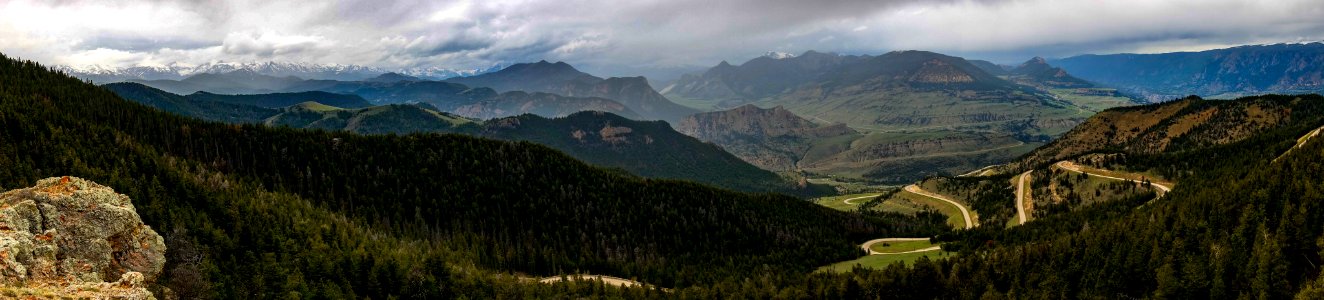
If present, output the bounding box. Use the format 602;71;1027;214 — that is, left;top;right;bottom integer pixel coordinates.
1275;125;1324;162
859;238;940;255
845;185;975;260
958;165;1000;177
1054;161;1171;194
540;274;649;288
842;194;878;206
903;184;976;229
1014;171;1031;225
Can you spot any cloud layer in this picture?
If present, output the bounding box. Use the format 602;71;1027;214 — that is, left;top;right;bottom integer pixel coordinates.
3;0;1323;77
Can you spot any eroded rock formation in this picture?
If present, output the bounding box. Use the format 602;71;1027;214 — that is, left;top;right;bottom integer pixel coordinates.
0;176;165;299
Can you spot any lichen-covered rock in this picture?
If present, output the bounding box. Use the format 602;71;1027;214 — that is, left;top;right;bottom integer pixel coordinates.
0;176;164;299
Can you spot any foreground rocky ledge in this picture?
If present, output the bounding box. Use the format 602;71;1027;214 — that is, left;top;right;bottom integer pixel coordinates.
0;177;166;299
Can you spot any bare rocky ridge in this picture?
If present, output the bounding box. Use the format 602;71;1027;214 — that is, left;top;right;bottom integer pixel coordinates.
676;104;856;170
1008;57;1094;88
0;176;165;299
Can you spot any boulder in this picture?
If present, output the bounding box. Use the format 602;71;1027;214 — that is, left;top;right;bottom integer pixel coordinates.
0;176;165;298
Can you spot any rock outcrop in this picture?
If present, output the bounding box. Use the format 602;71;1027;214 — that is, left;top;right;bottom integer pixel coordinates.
0;176;165;299
676;105;857;171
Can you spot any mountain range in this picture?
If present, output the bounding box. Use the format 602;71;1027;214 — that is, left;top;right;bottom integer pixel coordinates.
2;55;933;296
1054;42;1324;101
104;82;809;194
58;61;506;83
10;33;1324;298
666;50;1132;182
110;61;697;122
447;61;701;122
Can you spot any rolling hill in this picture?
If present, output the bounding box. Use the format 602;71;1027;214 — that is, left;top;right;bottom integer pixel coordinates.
101;82;277;123
185;90;373;109
262;101;478;134
479;111;806;193
454;91;639;120
106;82;800;193
1000;94;1324;172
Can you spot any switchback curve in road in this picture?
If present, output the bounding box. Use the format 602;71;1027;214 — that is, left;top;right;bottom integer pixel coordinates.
1054;161;1171;194
859;238;940;255
903;185;975;229
842;194;878;206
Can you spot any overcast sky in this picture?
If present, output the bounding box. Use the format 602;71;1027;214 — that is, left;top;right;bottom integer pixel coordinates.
3;0;1323;77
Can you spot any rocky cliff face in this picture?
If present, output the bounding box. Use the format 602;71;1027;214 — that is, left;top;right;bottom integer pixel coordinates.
676;105;857;171
0;176;165;299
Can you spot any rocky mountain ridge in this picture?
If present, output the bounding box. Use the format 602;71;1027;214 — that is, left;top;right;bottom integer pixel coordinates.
676;105;856;170
59;61;505;83
447;61;699;122
1009;57;1094;88
1053;42;1324;101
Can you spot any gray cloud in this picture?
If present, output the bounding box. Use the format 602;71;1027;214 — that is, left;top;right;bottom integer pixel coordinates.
2;0;1322;77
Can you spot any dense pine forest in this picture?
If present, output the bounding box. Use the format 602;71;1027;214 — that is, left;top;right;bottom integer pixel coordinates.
6;51;1324;298
104;81;813;195
0;54;949;297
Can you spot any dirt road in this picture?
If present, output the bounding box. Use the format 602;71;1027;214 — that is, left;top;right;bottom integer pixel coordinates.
540;274;648;288
1054;161;1172;194
1015;171;1031;225
859;238;940;255
1275;125;1324;162
842;194;877;206
903;185;975;229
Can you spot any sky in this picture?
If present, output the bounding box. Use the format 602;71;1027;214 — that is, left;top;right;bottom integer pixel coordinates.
2;0;1323;79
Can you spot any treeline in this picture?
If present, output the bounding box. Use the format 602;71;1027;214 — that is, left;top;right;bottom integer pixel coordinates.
106;82;816;195
0;54;948;297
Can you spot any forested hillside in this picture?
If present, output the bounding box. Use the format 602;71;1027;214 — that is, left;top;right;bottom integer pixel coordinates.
107;82;806;194
480;112;813;194
0;54;948;297
1004;94;1324;172
661;94;1324;298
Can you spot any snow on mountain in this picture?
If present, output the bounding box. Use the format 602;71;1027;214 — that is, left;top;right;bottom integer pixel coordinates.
762;51;796;60
58;61;507;83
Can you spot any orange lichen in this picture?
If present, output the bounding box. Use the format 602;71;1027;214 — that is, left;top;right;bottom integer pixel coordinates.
39;176;78;196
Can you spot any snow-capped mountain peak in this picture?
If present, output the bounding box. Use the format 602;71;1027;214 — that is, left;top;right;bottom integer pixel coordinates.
57;61;508;83
762;51;796;60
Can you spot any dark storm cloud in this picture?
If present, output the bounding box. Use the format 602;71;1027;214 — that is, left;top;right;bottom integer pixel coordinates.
76;35;217;52
2;0;1322;76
